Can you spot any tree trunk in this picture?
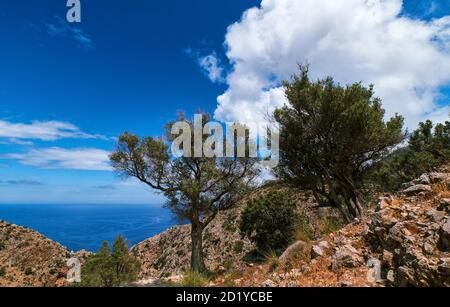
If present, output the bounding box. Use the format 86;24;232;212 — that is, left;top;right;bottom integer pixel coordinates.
190;222;206;273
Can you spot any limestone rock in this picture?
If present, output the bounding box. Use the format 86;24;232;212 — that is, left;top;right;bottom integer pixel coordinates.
261;279;276;287
437;199;450;212
376;196;392;212
386;270;395;284
439;220;450;252
382;250;394;268
428;172;450;184
438;258;450;276
403;184;432;196
332;245;364;270
426;209;448;223
413;174;431;185
279;241;308;264
311;245;324;259
397;266;417;287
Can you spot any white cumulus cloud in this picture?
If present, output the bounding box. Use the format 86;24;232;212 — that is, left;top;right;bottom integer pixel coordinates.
214;0;450;129
4;147;112;171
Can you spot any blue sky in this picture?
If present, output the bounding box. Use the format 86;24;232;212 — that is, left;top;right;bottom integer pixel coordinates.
0;0;449;204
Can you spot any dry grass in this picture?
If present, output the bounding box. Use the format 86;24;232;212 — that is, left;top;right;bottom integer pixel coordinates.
264;250;281;272
432;181;450;198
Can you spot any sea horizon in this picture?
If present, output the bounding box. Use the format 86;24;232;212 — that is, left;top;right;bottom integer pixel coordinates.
0;203;180;252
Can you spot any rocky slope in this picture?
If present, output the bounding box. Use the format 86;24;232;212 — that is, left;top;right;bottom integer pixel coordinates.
132;187;339;282
2;168;449;287
0;221;91;287
212;169;450;287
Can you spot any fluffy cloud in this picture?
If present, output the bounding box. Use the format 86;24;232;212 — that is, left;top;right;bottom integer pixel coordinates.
4;147;112;171
214;0;450;129
198;53;225;83
0;120;105;143
185;49;226;83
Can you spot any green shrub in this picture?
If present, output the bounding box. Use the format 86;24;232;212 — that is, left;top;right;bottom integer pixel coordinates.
369;119;450;192
179;270;208;287
80;236;140;287
0;267;5;277
233;241;244;253
318;217;344;236
239;191;298;254
24;267;33;275
293;214;314;242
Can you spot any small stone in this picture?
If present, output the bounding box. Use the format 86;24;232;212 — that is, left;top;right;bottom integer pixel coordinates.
402;182;414;190
439;220;450;252
331;244;364;270
413;174;431;185
428;172;450;184
438;258;450;276
397;266;417;287
311;245;324;259
376;197;392;212
422;242;435;255
386;270;395;284
437;199;450;212
382;250;394;267
261;279;276;287
287;281;298;287
426;209;448;223
216;266;227;274
341;281;353;287
372;213;398;229
279;241;308;264
403;184;432;196
318;241;330;249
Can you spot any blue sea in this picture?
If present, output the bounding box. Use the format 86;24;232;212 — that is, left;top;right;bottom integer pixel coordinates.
0;204;179;252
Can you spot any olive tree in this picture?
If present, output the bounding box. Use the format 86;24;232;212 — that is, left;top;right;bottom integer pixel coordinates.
110;115;260;272
274;66;405;221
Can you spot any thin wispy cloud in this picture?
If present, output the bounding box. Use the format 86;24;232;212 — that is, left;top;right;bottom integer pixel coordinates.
0;179;44;186
46;16;94;50
92;184;116;190
0;119;107;143
4;147;112;171
184;49;226;83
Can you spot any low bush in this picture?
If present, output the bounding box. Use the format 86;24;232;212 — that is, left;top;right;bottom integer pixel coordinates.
179;270;208;287
240;191;298;255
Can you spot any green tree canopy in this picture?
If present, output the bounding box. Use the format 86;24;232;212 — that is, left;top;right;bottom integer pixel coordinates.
80;236;139;287
274;66;405;221
370;118;450;191
110;114;260;272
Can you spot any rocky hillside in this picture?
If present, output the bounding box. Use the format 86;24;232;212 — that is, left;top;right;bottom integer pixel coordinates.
0;221;79;287
212;169;450;287
133;206;252;281
2;168;449;287
133;187;339;282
